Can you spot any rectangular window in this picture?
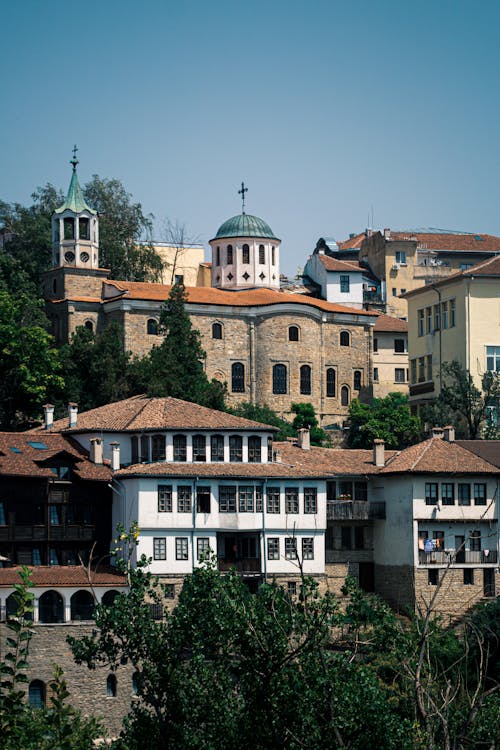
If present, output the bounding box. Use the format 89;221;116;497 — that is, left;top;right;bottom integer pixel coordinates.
428;569;439;586
153;537;166;560
441;483;454;506
238;486;254;513
354;482;368;502
441;302;448;329
473;483;486;506
229;436;243;462
426;307;432;334
394;338;406;353
192;435;206;462
210;435;224;462
411;359;417;384
285;487;299;514
426;354;433;381
158;485;172;512
392;287;397;297
373;337;378;353
267;537;279;560
285;537;297;559
266;488;280;514
418;357;425;382
340;275;350;293
418;309;424;337
395;250;406;264
373;367;379;382
486;346;500;372
395;368;405;383
255;486;263;513
177;486;192;513
450;298;456;327
341;527;352;550
304;487;317;514
175;537;188;560
433;304;440;331
425;483;438;505
463;568;474;585
219;486;236;513
470;530;481;552
458;484;471;506
302;537;314;560
196;486;211;513
287;581;297;596
197;537;211;561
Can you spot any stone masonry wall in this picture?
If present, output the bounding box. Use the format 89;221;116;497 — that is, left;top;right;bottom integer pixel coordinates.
374;564;415;613
413;568;498;621
0;621;133;738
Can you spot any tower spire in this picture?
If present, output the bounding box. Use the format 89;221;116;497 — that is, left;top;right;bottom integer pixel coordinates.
238;181;248;214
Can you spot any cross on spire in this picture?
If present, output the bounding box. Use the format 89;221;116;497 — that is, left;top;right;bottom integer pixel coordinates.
238;181;248;214
70;144;79;172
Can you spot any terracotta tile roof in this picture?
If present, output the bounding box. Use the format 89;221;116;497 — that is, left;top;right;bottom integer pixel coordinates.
338;233;366;249
403;254;500;297
380;437;500;475
374;314;408;332
102;281;378;317
32;395;279;434
457;441;500;469
389;231;500;253
318;256;363;273
0;432;111;481
0;565;127;588
115;442;397;479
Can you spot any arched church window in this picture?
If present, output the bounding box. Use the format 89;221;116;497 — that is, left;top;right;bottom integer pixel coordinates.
212;322;223;339
231;362;245;393
147;319;158;335
242;244;250;264
215;246;220;266
271;246;275;265
326;368;336;398
353;370;362;390
29;680;46;708
300;365;311;395
341;385;350;406
106;674;117;698
79;218;90;240
226;245;233;264
259;245;265;264
340;331;350;347
63;218;74;240
273;364;287;395
288;326;299;342
84;320;93;332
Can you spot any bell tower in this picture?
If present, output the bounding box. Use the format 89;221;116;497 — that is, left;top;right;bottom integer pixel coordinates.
51;146;99;270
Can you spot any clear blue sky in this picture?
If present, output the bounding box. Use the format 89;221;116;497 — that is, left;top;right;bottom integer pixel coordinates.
1;0;499;276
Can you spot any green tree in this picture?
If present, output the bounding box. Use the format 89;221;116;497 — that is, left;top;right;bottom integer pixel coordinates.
83;175;162;281
0;184;63;294
291;402;330;446
59;322;133;412
346;392;421;449
0;291;63;429
423;360;500;439
135;283;226;409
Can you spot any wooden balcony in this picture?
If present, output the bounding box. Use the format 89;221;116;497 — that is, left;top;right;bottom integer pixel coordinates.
327;501;386;521
0;524;95;542
418;549;498;565
218;557;261;574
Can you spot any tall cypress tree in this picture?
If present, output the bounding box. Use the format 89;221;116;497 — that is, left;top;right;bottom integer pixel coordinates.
144;284;226;409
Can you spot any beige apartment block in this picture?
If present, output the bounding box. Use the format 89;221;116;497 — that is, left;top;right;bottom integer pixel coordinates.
404;255;500;412
139;242;209;287
372;315;409;398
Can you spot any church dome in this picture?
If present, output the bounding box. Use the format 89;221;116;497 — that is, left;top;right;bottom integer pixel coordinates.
212;213;280;241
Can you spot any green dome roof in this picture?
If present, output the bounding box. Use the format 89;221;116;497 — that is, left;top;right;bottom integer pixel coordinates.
212;213;279;241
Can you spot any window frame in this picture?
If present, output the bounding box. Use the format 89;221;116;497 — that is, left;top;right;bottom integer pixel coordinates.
304;487;317;514
285;537;298;559
302;537;314;560
285;487;299;514
267;537;279;560
272;363;287;395
229;435;243;462
300;364;312;395
153;537;166;560
425;483;438;505
158;485;172;513
175;537;189;560
219;485;237;513
266;488;280;514
231;362;245;393
177;486;192;513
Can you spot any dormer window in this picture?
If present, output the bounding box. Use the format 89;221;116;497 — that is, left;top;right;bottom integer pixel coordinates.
79;218;90;240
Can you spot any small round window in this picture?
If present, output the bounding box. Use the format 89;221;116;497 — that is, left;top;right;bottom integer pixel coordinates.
64;251;75;263
80;251;90;262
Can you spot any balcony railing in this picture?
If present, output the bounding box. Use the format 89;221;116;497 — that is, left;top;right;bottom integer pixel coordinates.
419;549;498;565
327;501;386;520
218;558;261;573
0;524;95;541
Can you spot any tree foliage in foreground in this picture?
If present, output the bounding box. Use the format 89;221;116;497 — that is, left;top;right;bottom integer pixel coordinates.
423;360;500;439
346;391;421;449
69;539;499;750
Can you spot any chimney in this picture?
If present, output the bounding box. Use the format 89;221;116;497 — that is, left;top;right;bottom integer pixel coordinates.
373;439;385;467
431;426;444;439
443;425;455;442
273;449;282;463
43;404;54;430
297;428;310;450
90;437;103;465
68;403;78;428
384;228;391;240
110;441;120;471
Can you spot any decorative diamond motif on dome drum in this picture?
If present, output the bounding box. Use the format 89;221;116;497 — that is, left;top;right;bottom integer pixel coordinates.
242;272;250;281
227;272;233;281
259;272;266;280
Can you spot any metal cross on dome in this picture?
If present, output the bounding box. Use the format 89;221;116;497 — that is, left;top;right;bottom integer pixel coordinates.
238;181;248;213
70;144;79;171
